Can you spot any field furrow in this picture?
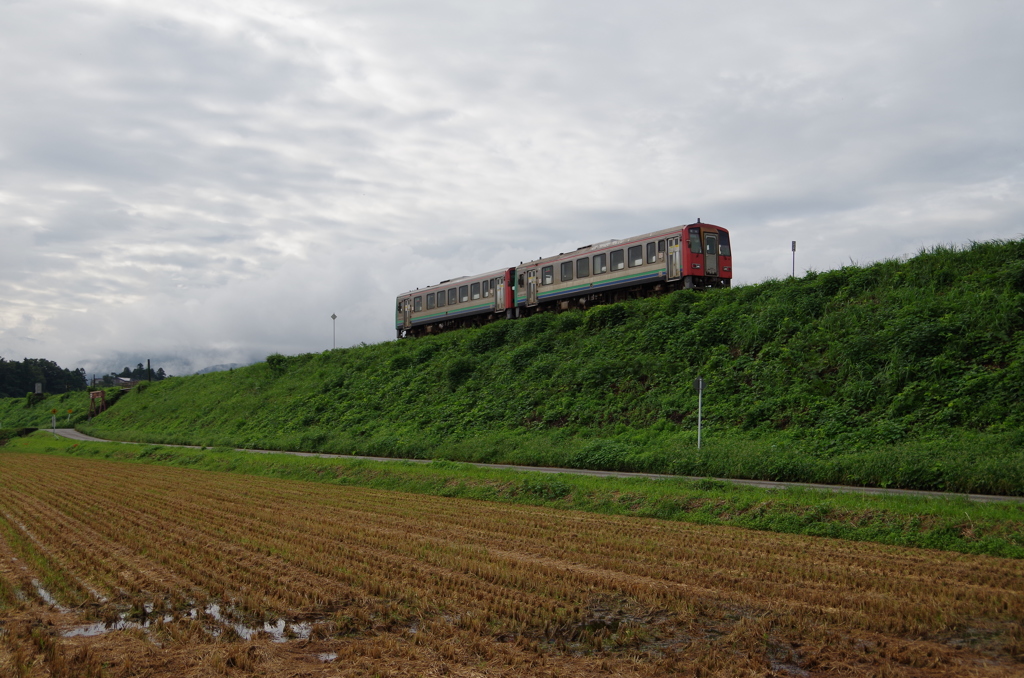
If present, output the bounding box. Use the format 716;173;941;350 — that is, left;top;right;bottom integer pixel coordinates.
2;452;1023;678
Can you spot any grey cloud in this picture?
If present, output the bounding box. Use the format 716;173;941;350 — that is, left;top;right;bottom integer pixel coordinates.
2;0;1022;373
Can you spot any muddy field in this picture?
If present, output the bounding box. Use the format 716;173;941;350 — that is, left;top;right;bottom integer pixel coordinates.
1;453;1022;677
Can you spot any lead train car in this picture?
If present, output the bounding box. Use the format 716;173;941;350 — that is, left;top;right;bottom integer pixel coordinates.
395;221;731;337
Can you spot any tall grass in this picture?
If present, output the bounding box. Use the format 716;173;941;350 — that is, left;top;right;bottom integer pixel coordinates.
63;239;1024;493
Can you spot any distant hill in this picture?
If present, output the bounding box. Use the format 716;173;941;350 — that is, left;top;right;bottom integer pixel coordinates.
80;239;1024;494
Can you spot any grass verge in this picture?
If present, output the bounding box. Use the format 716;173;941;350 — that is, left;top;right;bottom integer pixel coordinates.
6;432;1024;559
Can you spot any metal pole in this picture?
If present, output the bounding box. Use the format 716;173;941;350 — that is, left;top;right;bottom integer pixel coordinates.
791;240;796;277
697;386;703;449
331;313;337;349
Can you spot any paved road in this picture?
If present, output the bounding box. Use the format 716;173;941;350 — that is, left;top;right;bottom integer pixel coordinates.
52;428;1024;504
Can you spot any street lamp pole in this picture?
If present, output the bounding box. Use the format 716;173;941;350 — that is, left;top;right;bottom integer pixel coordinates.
331;313;337;349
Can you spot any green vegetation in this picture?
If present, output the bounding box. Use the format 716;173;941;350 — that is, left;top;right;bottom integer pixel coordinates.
6;434;1024;558
61;239;1024;495
0;387;112;431
0;357;87;397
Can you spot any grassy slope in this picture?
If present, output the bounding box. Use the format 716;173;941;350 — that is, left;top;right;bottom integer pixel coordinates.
6;434;1024;559
58;239;1024;495
0;389;106;432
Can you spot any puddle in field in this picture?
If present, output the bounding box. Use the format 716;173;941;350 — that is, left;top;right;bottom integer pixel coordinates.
61;601;316;642
32;580;68;611
318;653;338;662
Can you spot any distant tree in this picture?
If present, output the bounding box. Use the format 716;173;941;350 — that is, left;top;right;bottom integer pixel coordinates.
98;362;171;386
0;356;88;396
133;363;146;380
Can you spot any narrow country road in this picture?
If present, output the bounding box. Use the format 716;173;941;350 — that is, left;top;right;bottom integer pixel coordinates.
50;428;1023;504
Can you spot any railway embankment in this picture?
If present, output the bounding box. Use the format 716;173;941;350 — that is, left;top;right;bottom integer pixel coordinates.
15;238;1024;495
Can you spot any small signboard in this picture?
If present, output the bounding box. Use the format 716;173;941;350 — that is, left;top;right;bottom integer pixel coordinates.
35;383;42;394
693;377;707;393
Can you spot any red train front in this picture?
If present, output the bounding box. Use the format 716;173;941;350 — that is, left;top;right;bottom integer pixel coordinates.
682;221;732;289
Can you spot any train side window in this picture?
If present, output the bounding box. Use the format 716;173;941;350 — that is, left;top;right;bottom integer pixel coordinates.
518;273;525;288
426;293;436;309
689;228;701;253
542;265;554;285
482;280;490;297
647;242;657;264
628;245;643;267
471;282;481;300
719;231;731;256
576;256;590;278
413;296;422;312
658;239;666;253
436;291;446;308
448;288;457;305
560;261;573;282
610;249;624;270
593;253;607;274
459;285;469;303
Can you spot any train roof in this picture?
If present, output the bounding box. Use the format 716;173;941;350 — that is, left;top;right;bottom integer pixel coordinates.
396;266;510;298
395;221;728;298
519;222;726;267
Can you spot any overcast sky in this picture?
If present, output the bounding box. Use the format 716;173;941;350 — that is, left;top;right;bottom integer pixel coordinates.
2;0;1022;376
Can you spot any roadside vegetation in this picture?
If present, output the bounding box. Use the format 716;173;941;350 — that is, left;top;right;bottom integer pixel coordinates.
0;386;124;435
8;434;1024;559
63;239;1024;495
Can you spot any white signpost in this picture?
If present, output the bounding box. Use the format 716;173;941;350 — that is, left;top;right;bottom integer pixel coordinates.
693;377;707;449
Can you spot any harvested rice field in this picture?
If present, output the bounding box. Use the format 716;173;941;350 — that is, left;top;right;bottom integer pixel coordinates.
1;453;1023;677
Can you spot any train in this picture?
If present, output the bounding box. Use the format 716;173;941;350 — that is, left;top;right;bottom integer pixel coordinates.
395;220;731;338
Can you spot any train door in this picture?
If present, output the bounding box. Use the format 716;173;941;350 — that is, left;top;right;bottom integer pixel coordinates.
526;269;539;307
703;232;719;277
402;298;412;330
494;276;506;312
666;235;681;281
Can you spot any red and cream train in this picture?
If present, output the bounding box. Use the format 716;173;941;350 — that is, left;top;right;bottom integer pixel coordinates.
395;221;732;338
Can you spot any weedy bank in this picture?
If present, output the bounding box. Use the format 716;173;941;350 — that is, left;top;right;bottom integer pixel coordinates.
2;450;1024;677
70;239;1024;495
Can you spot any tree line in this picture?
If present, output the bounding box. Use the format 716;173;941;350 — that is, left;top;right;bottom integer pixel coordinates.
0;358;174;397
0;357;87;397
93;363;170;387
